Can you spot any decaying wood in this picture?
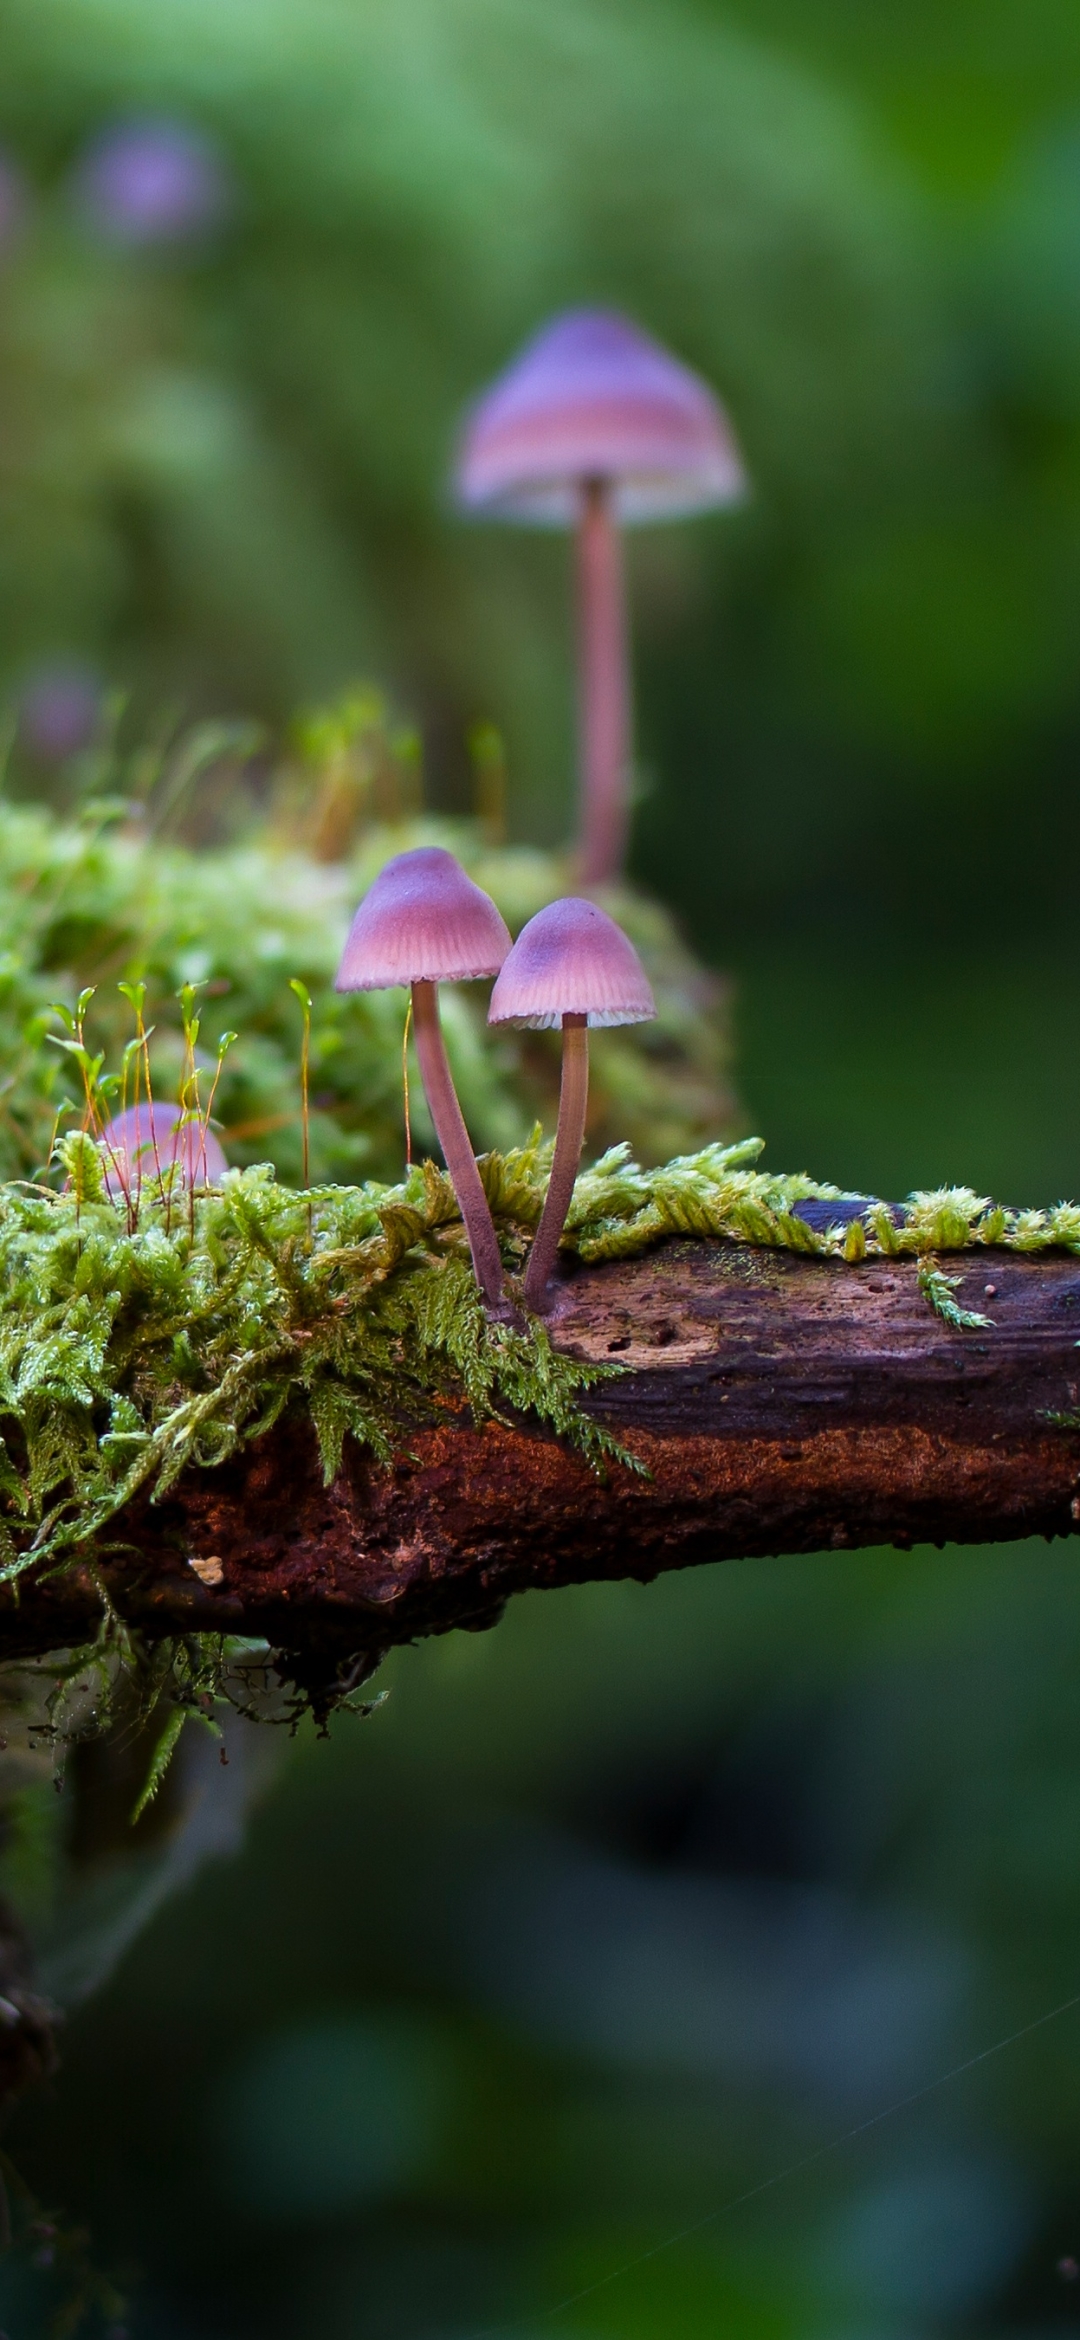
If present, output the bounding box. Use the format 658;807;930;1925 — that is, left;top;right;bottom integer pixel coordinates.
5;1237;1080;1671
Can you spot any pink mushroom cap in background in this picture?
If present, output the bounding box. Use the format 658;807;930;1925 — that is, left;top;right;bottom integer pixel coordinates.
488;897;656;1029
335;846;511;991
98;1102;228;1198
456;307;745;525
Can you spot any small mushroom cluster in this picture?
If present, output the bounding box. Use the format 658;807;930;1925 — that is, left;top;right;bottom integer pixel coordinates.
336;846;655;1314
92;843;653;1317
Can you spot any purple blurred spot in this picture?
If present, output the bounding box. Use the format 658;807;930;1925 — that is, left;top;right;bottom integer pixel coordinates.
99;1102;228;1199
74;118;230;246
19;664;101;760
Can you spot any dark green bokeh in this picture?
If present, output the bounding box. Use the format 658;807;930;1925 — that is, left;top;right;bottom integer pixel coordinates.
0;4;1079;2337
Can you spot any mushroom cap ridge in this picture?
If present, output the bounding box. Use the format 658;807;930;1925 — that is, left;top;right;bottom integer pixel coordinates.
335;846;511;991
488;897;656;1030
99;1101;227;1196
457;307;745;527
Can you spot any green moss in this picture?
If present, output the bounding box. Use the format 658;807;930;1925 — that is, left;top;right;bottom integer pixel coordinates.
916;1256;994;1330
0;1130;1076;1749
1;1134;1075;1590
0;1136;622;1595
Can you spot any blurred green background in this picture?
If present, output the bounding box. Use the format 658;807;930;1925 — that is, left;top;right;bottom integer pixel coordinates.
5;0;1080;949
2;0;1080;2334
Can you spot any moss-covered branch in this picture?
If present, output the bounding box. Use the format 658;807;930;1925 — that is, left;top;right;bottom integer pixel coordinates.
1;1138;1080;1715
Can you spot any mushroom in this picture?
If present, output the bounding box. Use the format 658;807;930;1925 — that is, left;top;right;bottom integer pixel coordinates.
335;846;511;1309
99;1100;228;1201
456;308;745;886
488;897;655;1313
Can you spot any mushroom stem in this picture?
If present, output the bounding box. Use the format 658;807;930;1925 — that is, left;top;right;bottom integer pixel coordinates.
576;478;631;887
411;979;506;1310
525;1013;589;1314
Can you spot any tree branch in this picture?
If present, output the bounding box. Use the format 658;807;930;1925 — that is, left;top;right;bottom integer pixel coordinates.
5;1237;1080;1667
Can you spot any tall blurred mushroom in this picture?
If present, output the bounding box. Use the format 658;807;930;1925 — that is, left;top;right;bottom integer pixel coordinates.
488;897;655;1312
335;847;511;1309
456;309;745;886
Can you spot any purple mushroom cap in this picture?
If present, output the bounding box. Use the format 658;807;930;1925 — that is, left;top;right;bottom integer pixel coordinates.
335;847;511;991
74;118;230;246
488;897;656;1029
99;1102;228;1198
456;308;745;525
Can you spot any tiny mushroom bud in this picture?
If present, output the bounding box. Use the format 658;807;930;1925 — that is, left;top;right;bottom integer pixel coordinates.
335;846;512;1309
488;897;655;1312
99;1100;228;1200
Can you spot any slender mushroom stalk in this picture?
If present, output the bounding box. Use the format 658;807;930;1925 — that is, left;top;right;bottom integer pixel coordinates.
335;847;512;1312
577;482;630;888
455;308;745;887
488;897;656;1314
524;1013;588;1313
410;979;506;1311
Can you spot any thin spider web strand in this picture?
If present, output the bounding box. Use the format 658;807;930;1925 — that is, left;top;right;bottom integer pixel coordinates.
465;1985;1080;2338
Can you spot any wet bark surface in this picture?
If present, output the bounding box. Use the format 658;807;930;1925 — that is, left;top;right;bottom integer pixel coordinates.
6;1237;1080;1667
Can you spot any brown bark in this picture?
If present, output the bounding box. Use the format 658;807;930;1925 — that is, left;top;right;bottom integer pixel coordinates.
4;1238;1080;1672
